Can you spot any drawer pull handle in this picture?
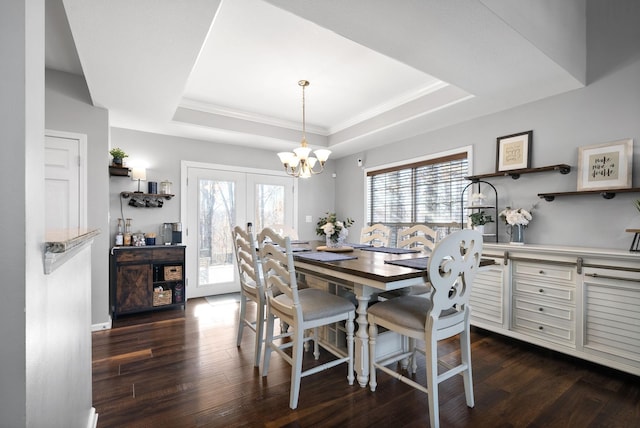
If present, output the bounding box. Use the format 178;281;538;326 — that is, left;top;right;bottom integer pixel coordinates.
539;270;545;274
539;289;544;293
538;326;544;330
539;307;544;312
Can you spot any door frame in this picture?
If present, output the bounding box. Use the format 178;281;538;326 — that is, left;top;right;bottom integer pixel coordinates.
180;160;298;298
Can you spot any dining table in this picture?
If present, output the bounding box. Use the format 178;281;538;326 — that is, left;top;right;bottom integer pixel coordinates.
290;240;494;388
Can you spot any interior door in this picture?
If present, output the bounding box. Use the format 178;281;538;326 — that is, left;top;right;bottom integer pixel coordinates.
184;164;295;298
44;131;87;231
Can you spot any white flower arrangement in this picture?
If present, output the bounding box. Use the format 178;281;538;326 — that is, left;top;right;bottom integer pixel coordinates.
316;212;354;243
471;192;487;206
499;207;533;227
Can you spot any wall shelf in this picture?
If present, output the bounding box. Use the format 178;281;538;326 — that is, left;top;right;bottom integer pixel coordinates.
120;191;174;208
109;165;131;177
466;164;571;181
121;191;174;200
538;187;640;201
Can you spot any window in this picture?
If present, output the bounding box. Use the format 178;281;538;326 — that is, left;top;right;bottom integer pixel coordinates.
366;149;469;243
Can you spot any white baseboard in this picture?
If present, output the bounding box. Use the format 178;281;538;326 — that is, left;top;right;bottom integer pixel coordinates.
87;407;98;428
91;316;112;331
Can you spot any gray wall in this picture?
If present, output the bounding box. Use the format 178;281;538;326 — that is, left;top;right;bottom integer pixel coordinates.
334;1;640;250
2;1;94;427
45;69;111;327
109;128;336;244
1;1;31;424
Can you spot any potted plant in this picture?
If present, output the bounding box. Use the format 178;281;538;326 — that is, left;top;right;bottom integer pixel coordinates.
109;147;128;166
468;210;493;234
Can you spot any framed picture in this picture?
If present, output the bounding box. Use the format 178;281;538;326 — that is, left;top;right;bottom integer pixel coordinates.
577;139;633;191
496;130;533;172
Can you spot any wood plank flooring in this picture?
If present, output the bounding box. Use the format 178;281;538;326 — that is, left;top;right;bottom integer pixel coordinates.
92;296;640;427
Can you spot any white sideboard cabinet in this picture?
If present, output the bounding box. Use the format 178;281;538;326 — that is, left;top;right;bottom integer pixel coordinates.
472;243;640;376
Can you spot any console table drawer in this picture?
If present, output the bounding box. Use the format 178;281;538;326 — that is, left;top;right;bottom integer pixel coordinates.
513;295;574;323
513;278;574;302
512;307;575;345
513;261;575;283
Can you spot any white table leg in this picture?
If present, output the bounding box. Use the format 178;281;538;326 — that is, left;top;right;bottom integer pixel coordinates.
353;285;373;387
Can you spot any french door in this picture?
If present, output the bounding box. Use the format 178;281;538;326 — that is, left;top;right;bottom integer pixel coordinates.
183;162;296;298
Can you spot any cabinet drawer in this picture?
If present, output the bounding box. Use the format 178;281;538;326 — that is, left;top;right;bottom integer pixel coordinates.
114;250;152;263
513;261;575;283
513;278;574;302
513;295;574;323
151;247;185;262
512;307;574;345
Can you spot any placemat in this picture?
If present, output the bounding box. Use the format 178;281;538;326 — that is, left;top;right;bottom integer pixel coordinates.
384;257;430;270
344;242;373;249
274;245;311;253
360;246;420;254
294;252;357;262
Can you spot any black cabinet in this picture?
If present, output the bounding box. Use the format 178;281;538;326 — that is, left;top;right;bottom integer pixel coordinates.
110;246;186;318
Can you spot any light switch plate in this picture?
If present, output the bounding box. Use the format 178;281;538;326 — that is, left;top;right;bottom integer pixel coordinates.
305;215;313;223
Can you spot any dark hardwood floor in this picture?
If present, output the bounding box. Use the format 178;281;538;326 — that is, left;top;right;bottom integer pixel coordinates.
92;296;640;428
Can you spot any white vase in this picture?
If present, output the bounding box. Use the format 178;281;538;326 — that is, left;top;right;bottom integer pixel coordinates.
474;225;485;235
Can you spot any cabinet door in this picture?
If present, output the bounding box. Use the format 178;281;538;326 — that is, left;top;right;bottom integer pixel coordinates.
583;267;640;365
470;258;505;327
116;263;152;313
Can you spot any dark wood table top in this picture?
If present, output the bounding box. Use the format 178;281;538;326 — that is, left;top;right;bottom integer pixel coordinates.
292;241;494;290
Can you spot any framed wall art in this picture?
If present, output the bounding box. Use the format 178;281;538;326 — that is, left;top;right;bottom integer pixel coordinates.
496;130;533;172
577;138;633;191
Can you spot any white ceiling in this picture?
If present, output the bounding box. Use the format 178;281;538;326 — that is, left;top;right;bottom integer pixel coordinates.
46;0;587;159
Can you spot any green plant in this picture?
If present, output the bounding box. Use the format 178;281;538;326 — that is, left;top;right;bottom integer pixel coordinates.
469;210;494;226
109;147;128;159
635;200;640;214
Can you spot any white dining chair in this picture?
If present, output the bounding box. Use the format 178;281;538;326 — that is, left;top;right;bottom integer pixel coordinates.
386;224;438;297
231;224;265;367
397;224;437;253
367;229;483;428
258;227;356;409
266;223;299;240
360;223;391;247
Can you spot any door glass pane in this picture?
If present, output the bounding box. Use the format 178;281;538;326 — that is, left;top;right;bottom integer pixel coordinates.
253;183;285;231
198;178;236;288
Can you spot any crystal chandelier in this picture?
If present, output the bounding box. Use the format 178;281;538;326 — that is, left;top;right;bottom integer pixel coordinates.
277;80;331;178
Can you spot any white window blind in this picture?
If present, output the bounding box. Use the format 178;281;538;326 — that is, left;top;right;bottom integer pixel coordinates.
366;152;468;236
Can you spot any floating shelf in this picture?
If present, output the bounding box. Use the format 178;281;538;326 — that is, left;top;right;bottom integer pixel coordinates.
538;187;640;201
466;164;571;181
109;166;131;177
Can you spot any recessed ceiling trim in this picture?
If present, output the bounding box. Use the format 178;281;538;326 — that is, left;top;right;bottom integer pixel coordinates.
328;80;451;134
179;98;329;136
